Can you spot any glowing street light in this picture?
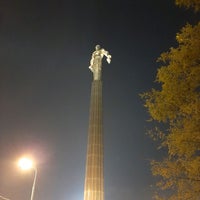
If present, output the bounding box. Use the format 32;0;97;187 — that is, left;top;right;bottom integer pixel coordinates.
18;157;37;200
18;158;33;170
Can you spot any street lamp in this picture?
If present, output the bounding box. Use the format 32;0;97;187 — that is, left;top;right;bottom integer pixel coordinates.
18;157;37;200
0;194;11;200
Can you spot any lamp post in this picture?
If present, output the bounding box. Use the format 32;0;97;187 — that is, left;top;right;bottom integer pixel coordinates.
18;157;37;200
0;194;11;200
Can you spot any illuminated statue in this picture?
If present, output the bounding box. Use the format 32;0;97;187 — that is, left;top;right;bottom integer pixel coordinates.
89;45;111;80
84;45;111;200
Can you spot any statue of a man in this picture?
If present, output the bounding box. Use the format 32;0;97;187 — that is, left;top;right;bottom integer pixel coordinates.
89;45;111;80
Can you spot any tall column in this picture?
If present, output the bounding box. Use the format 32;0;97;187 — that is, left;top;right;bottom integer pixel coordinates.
84;45;111;200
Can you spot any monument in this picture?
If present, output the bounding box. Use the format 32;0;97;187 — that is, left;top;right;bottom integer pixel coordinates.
84;45;111;200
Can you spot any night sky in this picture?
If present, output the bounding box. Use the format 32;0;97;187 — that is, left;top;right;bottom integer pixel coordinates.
0;1;198;200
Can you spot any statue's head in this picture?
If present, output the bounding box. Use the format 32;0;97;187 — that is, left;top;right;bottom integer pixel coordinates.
95;45;101;50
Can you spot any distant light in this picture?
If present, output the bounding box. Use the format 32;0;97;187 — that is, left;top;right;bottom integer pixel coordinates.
18;157;33;170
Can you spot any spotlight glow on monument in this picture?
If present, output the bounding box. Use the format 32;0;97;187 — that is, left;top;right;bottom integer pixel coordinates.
84;45;111;200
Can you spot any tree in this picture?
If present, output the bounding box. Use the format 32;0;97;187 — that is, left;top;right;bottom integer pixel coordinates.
175;0;200;11
142;2;200;199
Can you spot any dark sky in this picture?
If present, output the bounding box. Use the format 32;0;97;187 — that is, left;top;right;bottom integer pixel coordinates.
0;1;198;200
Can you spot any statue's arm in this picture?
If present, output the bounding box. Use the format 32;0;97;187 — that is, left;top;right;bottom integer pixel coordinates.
101;49;111;63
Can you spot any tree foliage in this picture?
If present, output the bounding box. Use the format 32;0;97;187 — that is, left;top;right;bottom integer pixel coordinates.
175;0;200;11
142;2;200;200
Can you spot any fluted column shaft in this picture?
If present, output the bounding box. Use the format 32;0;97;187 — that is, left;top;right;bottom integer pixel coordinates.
84;80;104;200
